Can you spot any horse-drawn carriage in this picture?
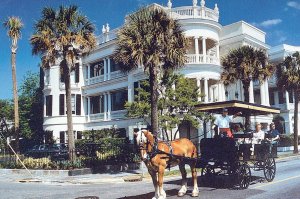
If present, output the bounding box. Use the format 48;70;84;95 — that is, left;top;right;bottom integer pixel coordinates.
195;100;280;189
135;100;280;199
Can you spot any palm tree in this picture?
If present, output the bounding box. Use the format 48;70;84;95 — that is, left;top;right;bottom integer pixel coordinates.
276;52;300;154
221;46;274;128
30;5;96;161
3;16;23;153
114;6;187;136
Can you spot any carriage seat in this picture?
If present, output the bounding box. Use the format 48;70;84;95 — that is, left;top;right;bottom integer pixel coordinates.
200;138;237;163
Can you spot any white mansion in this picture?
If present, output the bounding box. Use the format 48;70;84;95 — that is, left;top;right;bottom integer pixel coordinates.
42;0;299;143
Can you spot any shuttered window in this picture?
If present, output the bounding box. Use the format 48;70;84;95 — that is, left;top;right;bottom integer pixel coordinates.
76;94;81;115
45;95;52;116
75;63;80;83
59;94;65;115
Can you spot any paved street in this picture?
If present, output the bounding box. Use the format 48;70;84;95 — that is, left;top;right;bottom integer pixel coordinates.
0;156;299;199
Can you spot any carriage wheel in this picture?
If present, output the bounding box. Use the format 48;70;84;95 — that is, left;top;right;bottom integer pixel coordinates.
264;156;276;182
237;163;251;189
201;164;215;177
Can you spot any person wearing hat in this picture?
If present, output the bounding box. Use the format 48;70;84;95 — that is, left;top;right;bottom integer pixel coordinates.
213;108;242;138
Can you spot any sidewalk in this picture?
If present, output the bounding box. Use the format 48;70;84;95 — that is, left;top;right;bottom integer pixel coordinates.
0;151;299;185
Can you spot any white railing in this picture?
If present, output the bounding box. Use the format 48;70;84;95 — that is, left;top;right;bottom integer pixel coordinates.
88;75;104;85
110;110;127;120
186;54;219;64
170;6;219;22
110;70;126;79
89;113;104;121
96;28;119;44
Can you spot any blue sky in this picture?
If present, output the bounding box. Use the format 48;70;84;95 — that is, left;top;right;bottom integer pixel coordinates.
0;0;299;99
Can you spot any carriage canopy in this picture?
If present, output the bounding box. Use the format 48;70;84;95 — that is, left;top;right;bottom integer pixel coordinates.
195;100;280;116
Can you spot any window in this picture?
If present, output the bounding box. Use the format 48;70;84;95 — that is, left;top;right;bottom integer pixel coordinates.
71;94;76;114
60;66;65;83
45;95;52;116
60;94;81;115
278;91;286;104
59;131;65;144
90;61;104;78
75;63;80;83
77;131;82;140
59;94;65;115
76;94;81;115
289;91;294;103
110;58;121;72
269;91;275;105
111;89;128;111
90;95;104;114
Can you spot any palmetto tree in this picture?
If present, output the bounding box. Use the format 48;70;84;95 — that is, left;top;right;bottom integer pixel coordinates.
276;52;300;154
3;16;23;153
221;46;274;128
30;5;96;161
114;6;187;136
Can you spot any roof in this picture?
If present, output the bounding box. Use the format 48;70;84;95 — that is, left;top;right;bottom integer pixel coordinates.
195;100;280;115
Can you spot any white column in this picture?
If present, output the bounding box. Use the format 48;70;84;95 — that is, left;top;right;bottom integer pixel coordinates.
249;80;254;103
216;41;220;59
260;81;266;105
128;83;134;102
87;64;91;85
286;91;290;110
107;58;111;80
202;37;207;63
104;94;108;121
197;78;201;102
194;37;199;63
104;58;107;81
264;79;270;106
87;97;91;122
107;92;111;120
204;78;208;103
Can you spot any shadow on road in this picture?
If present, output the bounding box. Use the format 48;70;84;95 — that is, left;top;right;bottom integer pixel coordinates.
116;189;179;199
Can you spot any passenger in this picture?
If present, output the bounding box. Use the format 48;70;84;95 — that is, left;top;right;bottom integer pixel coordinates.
213;108;242;138
267;123;280;144
250;123;265;155
252;123;265;144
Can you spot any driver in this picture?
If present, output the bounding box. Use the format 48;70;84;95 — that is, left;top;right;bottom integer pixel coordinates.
213;108;242;138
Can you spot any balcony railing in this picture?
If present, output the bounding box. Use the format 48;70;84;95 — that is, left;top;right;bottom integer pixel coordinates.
85;71;126;86
89;113;105;121
170;6;219;22
96;28;119;44
186;54;219;65
110;110;127;120
110;70;126;79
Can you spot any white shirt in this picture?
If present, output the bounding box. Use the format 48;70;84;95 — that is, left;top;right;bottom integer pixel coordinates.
252;130;265;144
214;115;233;128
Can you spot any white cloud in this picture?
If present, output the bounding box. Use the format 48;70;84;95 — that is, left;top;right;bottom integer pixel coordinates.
252;19;282;28
287;1;300;10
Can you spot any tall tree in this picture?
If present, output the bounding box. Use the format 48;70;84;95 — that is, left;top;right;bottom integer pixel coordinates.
276;52;300;154
114;6;187;136
30;5;96;161
221;46;274;128
3;16;23;153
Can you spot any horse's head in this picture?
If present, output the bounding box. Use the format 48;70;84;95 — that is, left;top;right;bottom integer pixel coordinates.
134;129;153;161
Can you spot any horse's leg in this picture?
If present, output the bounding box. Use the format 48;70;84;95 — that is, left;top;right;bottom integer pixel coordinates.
148;168;159;199
157;165;166;199
178;162;187;197
190;162;199;197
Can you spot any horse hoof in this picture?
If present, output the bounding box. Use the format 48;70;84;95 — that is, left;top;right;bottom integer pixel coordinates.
192;192;199;197
178;192;185;197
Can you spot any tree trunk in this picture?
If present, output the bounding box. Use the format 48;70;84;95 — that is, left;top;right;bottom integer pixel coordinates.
63;61;76;161
149;66;159;137
242;81;251;130
11;51;19;153
293;92;299;154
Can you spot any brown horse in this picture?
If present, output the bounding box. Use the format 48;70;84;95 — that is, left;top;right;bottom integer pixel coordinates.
135;129;199;199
